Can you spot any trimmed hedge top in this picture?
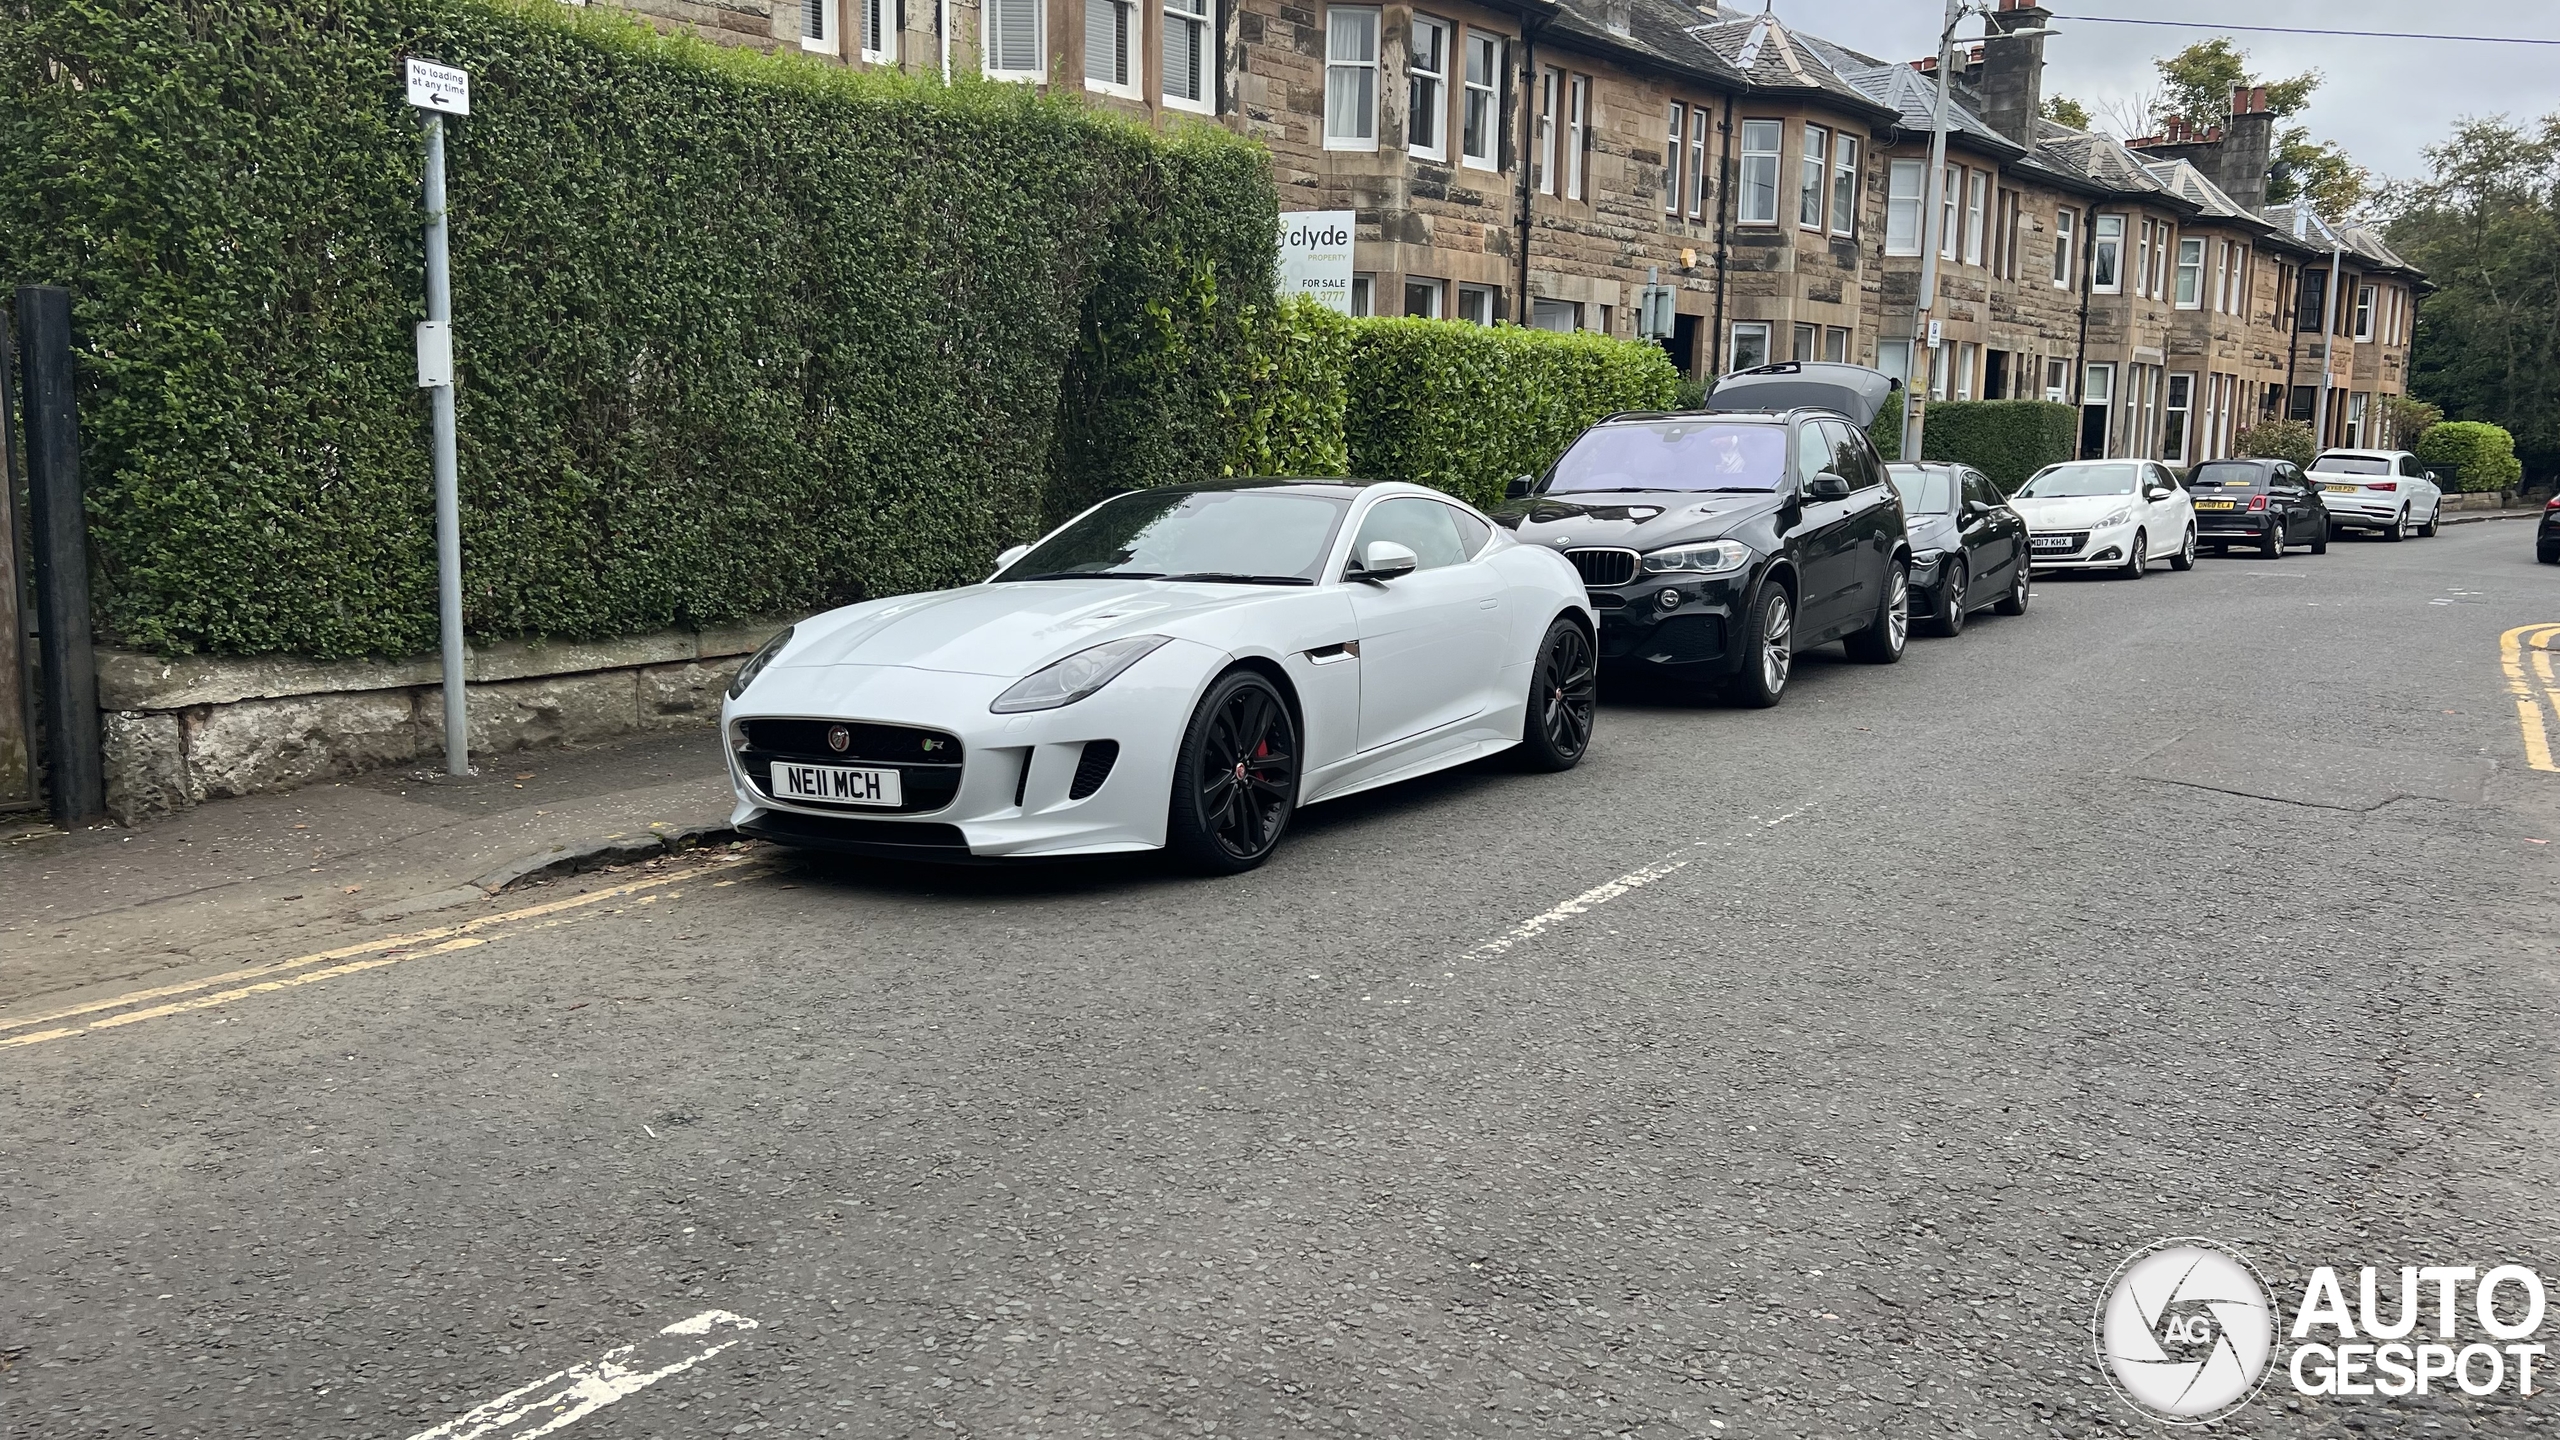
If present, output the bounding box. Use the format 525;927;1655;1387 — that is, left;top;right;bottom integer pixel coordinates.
1915;401;2077;491
2416;420;2524;493
1;0;1274;657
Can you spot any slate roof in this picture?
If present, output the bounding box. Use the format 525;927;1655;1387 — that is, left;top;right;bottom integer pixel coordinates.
2141;158;2254;222
1680;12;1897;121
1541;0;1748;92
1830;55;2022;159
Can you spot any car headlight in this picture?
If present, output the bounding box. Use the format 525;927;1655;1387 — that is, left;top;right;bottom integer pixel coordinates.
727;626;795;700
1912;547;1945;564
1639;539;1752;576
2096;508;2133;529
990;635;1172;714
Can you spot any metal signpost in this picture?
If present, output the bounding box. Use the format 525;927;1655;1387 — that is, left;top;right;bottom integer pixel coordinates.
406;58;472;776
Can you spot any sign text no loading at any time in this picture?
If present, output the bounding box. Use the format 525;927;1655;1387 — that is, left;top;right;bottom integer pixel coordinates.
406;58;470;116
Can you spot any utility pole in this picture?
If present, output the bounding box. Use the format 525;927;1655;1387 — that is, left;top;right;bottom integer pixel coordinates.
406;58;473;776
1906;0;1961;460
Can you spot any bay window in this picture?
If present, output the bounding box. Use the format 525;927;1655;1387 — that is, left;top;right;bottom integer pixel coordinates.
2092;215;2122;293
2174;237;2202;308
1408;16;1449;160
1885;159;1923;255
1800;125;1828;230
1323;7;1380;150
1163;0;1213;111
2052;206;2076;288
984;0;1041;76
1831;135;1858;238
1738;120;1781;224
1461;33;1501;169
1085;0;1136;95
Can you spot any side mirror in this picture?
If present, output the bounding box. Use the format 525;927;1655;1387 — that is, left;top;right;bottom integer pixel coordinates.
1806;471;1852;500
991;544;1031;577
1505;475;1537;500
1354;539;1419;583
2146;486;2173;501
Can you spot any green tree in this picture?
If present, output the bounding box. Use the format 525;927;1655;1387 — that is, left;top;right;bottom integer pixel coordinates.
2385;115;2560;480
2040;94;2092;130
2149;39;2366;213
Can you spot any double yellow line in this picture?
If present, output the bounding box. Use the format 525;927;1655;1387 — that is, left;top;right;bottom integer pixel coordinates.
0;854;762;1051
2500;623;2560;772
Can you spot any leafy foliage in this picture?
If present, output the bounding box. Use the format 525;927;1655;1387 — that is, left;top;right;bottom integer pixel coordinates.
2145;38;2363;214
2233;419;2317;468
1868;400;1903;464
1336;320;1680;510
0;0;1274;657
2416;421;2524;494
1217;299;1354;479
2386;114;2560;481
2380;395;2443;451
2040;95;2092;131
1915;401;2076;491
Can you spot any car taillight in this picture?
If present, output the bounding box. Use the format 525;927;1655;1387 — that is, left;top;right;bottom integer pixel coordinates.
2371;481;2398;492
2547;494;2560;511
2247;494;2269;512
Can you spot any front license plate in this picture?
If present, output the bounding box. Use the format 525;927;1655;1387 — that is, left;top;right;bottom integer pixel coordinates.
771;761;903;807
2032;535;2074;551
2324;483;2358;494
2194;499;2236;510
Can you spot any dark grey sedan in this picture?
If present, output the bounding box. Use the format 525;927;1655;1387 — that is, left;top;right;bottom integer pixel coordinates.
1886;462;2032;636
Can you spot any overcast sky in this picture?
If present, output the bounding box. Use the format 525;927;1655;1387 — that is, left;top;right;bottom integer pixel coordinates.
1771;1;2556;192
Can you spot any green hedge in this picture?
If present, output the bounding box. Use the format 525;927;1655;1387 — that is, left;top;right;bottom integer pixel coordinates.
1218;299;1354;478
2417;420;2524;493
1869;398;1905;463
1916;400;2076;490
0;0;1273;658
1335;319;1680;509
2234;419;2317;468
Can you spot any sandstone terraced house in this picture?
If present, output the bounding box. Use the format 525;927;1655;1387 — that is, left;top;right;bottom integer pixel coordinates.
613;0;2421;458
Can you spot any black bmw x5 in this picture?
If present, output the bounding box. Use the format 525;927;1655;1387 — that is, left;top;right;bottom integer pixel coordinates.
1493;362;1913;707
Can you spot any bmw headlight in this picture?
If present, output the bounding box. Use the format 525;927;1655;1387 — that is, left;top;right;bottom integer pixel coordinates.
991;635;1172;714
727;625;794;700
2096;508;2134;529
1912;547;1945;564
1639;539;1752;576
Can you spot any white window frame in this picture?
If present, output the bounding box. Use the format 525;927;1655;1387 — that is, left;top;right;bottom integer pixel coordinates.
801;0;838;54
1956;341;1977;400
1799;124;1828;231
2174;237;2203;309
1664;103;1686;217
1831;134;1859;239
2162;372;2194;464
1403;276;1446;319
1884;159;1923;256
2044;357;2068;402
1456;282;1498;325
1939;162;1960;261
1565;73;1589;201
2348;390;2370;445
1963;169;1986;266
1730;320;1771;371
856;0;892;62
1532;297;1582;333
1407;15;1450;161
1738;120;1781;226
2091;214;2123;294
1460;32;1502;170
2354;284;2377;342
1877;337;1912;388
1349;273;1376;317
1085;0;1139;97
1686;108;1709;220
1162;0;1214;113
1824;326;1849;363
2052;206;2076;288
982;0;1041;78
2134;219;2152;298
1792;321;1818;363
1323;7;1381;151
1535;66;1562;196
2154;225;2170;301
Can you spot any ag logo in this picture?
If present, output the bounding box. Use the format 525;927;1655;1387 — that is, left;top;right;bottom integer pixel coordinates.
2094;1239;2276;1424
827;725;851;753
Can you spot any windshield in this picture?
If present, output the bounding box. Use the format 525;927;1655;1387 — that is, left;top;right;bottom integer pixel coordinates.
1890;470;1955;513
1547;421;1788;494
2313;455;2391;475
2016;463;2141;499
999;488;1351;583
2187;462;2272;489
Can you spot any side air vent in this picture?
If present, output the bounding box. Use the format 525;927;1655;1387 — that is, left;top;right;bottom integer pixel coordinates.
1069;740;1120;799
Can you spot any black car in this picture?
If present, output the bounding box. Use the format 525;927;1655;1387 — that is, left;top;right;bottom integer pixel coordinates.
2185;457;2328;556
2538;496;2560;563
1493;362;1912;707
1886;462;2032;636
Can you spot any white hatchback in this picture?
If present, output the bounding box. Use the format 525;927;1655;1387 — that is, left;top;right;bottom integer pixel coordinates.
2009;459;2198;578
2308;449;2443;540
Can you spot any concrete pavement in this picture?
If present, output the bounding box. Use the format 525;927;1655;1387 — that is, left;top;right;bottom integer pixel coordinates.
4;519;2557;1437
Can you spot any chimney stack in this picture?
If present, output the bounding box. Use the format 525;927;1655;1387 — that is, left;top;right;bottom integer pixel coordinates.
1981;0;2052;147
2219;83;2274;212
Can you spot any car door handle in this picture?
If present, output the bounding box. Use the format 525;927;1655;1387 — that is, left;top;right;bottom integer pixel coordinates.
1478;599;1499;610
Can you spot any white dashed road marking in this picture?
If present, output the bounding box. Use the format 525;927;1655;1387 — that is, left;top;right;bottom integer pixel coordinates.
405;1310;759;1440
1459;805;1814;962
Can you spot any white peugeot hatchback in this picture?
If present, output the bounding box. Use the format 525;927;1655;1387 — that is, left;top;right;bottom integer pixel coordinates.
2009;459;2198;578
2307;448;2443;541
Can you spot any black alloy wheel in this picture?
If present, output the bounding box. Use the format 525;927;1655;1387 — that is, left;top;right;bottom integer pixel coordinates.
2311;521;2329;555
1994;557;2030;616
1931;559;1968;637
1724;581;1793;708
1844;562;1909;663
1517;617;1596;771
1165;670;1299;875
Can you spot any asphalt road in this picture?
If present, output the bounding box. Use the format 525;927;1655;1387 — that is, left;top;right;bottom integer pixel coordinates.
5;521;2557;1438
